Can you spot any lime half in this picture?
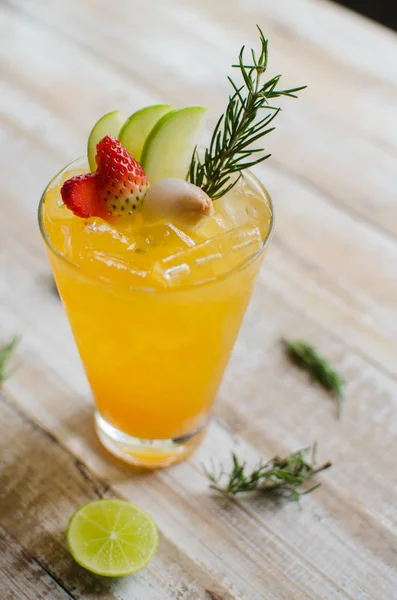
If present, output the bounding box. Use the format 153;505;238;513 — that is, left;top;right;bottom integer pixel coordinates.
67;499;159;577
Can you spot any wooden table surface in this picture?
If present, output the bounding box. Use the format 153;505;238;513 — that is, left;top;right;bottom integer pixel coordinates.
1;0;397;598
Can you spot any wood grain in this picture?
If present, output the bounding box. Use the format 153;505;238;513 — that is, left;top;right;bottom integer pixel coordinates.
1;0;397;598
0;394;236;600
0;527;71;600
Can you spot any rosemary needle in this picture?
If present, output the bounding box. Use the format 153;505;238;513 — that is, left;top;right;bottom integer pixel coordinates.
284;339;345;418
0;336;19;384
203;443;331;501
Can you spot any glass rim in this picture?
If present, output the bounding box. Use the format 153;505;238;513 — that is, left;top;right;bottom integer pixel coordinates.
38;157;275;293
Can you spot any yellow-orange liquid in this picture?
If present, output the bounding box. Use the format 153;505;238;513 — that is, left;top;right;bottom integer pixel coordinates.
40;159;272;444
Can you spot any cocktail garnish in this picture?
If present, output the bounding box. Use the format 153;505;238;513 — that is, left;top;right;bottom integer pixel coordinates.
189;26;306;199
96;135;148;216
61;136;148;219
143;178;213;225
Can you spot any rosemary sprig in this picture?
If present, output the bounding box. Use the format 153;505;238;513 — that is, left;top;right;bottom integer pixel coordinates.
203;443;331;502
0;336;19;384
284;339;345;418
189;26;305;199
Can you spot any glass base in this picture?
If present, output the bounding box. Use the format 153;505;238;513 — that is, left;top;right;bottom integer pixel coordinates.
95;412;207;469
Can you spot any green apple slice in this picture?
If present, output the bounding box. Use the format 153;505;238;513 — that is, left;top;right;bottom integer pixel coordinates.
141;107;207;183
119;104;174;162
87;110;124;171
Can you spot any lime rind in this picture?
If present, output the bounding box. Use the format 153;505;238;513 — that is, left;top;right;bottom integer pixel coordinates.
67;498;159;577
87;111;124;172
119;104;175;162
141;106;207;183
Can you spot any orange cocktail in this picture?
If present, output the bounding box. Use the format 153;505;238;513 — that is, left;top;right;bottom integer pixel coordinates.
39;159;272;467
37;26;305;467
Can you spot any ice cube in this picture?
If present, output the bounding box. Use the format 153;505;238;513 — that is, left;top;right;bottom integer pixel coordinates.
84;219;132;253
220;184;272;236
152;261;191;285
166;222;196;247
193;212;234;240
135;221;198;260
44;189;74;224
152;223;263;287
218;190;251;226
92;251;148;279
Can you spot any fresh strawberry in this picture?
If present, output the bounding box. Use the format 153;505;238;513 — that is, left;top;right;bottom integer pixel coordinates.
61;173;108;219
60;136;148;220
95;135;148;217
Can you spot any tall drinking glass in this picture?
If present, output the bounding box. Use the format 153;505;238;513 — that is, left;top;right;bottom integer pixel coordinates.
39;158;273;468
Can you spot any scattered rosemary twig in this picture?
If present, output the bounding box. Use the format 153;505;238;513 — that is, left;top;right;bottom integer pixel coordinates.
203;443;331;502
189;26;305;199
284;339;345;418
0;336;19;384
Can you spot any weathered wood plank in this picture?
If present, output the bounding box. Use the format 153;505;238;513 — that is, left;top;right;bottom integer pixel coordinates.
0;527;72;600
0;387;308;599
3;122;395;600
1;177;397;597
1;326;396;599
1;0;397;598
0;394;237;600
